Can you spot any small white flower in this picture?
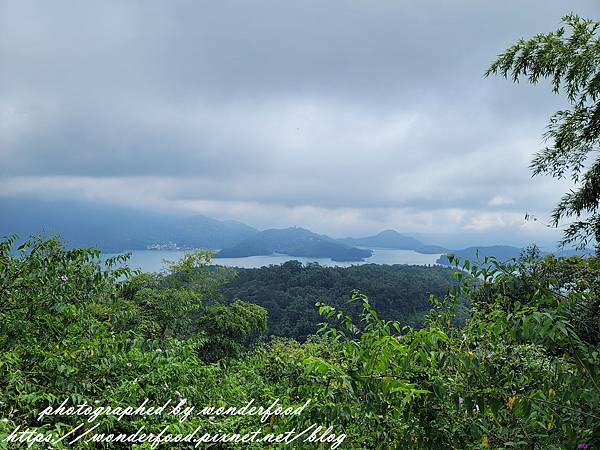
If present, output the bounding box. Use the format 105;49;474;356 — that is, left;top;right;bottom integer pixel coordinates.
163;383;169;391
458;397;464;405
126;363;132;367
155;348;163;353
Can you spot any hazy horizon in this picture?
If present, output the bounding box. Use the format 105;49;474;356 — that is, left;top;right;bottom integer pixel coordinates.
0;196;575;251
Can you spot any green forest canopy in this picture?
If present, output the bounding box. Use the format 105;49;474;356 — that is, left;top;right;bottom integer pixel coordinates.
220;261;455;339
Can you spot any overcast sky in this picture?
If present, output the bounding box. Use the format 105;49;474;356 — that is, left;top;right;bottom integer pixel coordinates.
1;0;598;247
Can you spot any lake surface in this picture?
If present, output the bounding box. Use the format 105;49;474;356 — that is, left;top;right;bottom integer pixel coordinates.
102;248;442;273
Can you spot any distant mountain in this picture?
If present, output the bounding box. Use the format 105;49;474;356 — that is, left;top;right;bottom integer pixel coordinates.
217;227;373;262
555;248;595;257
436;245;593;265
436;245;522;265
0;198;259;252
338;230;449;254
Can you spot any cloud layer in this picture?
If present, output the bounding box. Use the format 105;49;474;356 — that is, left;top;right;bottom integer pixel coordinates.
1;0;597;247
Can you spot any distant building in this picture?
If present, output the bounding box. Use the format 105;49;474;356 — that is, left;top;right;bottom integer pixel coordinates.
146;242;180;251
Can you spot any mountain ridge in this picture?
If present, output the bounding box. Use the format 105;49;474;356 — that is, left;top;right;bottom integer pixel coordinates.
2;198;593;259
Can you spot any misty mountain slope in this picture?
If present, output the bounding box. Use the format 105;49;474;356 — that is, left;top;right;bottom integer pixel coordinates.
217;227;373;261
166;215;259;249
0;198;259;252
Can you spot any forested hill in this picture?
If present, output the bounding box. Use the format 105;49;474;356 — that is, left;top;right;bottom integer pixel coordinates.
219;261;454;339
217;227;373;261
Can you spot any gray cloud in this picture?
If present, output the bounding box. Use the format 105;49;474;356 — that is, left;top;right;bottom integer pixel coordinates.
1;0;597;247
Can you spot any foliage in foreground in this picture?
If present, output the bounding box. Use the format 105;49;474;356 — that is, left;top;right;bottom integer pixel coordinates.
487;14;600;249
0;236;599;449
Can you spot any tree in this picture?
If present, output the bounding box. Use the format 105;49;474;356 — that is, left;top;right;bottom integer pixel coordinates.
197;299;267;362
120;250;237;340
486;15;600;250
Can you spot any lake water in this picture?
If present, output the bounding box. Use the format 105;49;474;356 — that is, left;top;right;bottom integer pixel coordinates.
102;248;442;273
